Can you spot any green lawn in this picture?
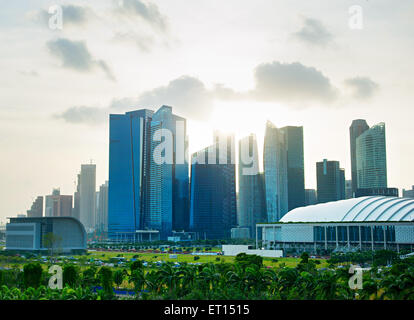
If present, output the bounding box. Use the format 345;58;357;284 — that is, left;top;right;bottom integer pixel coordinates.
82;250;329;269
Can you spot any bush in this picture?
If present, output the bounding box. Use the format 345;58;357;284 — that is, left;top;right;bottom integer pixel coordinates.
63;264;79;287
194;256;200;261
23;263;43;289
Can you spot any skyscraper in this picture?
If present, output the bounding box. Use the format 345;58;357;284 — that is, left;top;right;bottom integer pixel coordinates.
281;126;305;211
72;174;80;221
45;189;73;217
190;134;237;239
356;122;387;189
27;196;43;217
79;164;96;231
263;121;288;222
96;181;108;233
108;109;153;240
403;186;414;198
108;106;189;240
349;119;369;196
305;189;317;206
146;106;189;239
238;134;266;237
345;180;353;199
316;159;345;203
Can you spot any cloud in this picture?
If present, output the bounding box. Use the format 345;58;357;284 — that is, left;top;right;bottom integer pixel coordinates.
293;17;334;47
136;76;213;119
55;76;213;124
113;31;155;52
47;38;115;81
115;0;168;32
251;61;338;104
54;106;108;125
56;62;377;125
344;77;379;100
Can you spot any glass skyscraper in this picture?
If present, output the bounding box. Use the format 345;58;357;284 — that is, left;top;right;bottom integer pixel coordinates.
349;119;369;196
147;106;189;239
356;122;387;189
189;134;237;239
316;159;346;203
263;121;288;222
108;106;189;240
238;134;266;237
281;126;305;211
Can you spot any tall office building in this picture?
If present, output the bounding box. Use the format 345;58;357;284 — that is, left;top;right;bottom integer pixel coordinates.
45;189;73;217
281;126;305;211
79;164;96;231
190;134;237;239
316;159;345;203
27;196;43;217
108;106;189;240
96;181;108;233
72;174;80;221
263;121;288;222
147;106;189;239
238;134;266;238
403;186;414;198
109;109;153;240
345;180;353;199
305;189;317;206
349;119;369;196
356;122;387;189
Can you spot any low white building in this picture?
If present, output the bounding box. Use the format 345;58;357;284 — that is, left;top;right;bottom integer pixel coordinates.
222;245;283;258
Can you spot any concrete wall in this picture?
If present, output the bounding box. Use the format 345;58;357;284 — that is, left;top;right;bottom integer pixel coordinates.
222;245;283;258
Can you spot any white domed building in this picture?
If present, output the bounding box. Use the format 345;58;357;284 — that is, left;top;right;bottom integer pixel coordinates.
256;196;414;253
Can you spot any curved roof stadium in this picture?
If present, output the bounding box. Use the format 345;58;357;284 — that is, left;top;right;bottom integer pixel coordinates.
280;196;414;223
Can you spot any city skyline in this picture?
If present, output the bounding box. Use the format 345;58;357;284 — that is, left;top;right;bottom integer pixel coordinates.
1;1;414;223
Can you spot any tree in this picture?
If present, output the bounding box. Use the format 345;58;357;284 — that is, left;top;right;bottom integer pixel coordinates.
113;270;124;289
42;233;62;261
300;252;309;264
23;263;43;289
82;266;98;288
98;266;113;297
130;260;143;273
63;264;79;288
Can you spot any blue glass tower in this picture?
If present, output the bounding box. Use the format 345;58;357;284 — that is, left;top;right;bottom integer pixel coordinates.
147;106;189;239
190;134;237;239
108;106;189;240
108;109;153;240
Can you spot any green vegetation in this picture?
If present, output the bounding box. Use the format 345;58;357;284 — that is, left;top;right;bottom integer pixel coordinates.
0;249;413;300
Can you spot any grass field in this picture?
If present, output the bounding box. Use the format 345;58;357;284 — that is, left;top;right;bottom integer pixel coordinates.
83;250;329;269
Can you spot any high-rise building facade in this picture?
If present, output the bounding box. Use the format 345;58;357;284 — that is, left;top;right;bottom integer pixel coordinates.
72;174;80;221
281;126;305;211
189;134;237;239
305;189;317;206
96;181;108;233
108;109;153;240
356;122;387;189
345;180;353;199
403;186;414;198
45;189;73;217
147;106;189;239
27;196;43;217
79;164;96;231
316;159;345;203
238;134;266;237
108;106;189;240
349;119;369;196
263;121;288;222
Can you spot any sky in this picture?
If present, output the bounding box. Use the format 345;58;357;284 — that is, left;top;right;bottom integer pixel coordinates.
1;0;414;224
